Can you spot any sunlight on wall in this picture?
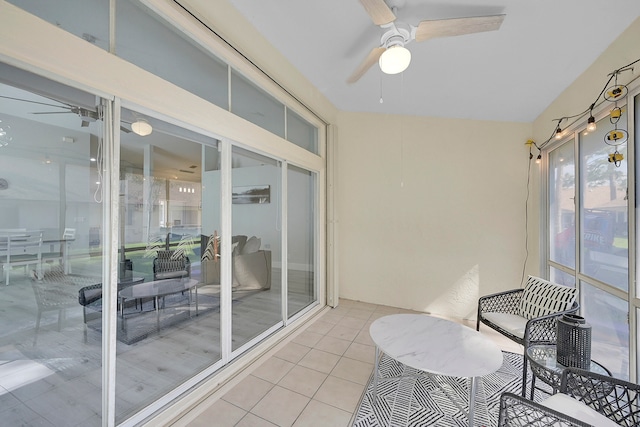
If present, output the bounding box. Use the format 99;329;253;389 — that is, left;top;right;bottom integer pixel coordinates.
425;265;479;320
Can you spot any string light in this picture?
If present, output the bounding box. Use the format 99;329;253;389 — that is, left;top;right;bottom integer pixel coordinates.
587;114;596;132
533;57;639;167
525;139;542;165
554;126;563;140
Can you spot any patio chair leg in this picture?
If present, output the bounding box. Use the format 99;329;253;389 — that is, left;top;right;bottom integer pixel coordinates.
521;357;528;397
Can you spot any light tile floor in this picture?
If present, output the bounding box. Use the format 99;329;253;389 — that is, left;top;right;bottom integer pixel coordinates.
178;299;522;427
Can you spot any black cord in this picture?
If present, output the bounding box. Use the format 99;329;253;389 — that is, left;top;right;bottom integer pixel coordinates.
538;56;640;150
522;153;532;287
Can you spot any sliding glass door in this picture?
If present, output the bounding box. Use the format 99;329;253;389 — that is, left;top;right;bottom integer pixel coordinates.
114;109;222;422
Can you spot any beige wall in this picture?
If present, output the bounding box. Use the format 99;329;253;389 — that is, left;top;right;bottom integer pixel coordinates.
335;17;640;317
336;112;532;317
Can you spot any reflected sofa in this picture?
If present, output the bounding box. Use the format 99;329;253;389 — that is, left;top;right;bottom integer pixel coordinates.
201;234;271;290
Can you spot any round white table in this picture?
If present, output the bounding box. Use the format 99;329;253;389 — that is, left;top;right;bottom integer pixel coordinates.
369;314;503;426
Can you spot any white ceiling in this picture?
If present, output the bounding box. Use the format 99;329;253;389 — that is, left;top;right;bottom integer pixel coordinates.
225;0;640;123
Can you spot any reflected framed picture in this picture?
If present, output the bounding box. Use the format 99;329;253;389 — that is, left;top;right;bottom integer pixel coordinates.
232;185;270;204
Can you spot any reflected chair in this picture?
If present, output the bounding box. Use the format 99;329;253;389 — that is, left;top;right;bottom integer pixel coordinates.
31;267;96;345
62;227;75;273
1;230;43;285
152;250;191;308
153;250;191;281
477;275;579;396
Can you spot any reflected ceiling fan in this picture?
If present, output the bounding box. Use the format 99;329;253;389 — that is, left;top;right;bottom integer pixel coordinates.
0;95;131;132
33;105;100;128
0;94;99;128
348;0;505;83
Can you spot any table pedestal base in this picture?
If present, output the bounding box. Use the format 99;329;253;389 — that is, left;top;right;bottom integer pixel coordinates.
373;346;483;427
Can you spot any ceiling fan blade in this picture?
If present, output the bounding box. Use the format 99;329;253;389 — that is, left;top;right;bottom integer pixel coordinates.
0;95;69;109
31;111;73;114
415;14;505;42
347;47;385;84
358;0;396;26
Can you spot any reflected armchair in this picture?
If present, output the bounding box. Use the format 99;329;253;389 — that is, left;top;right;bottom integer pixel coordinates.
153;250;191;281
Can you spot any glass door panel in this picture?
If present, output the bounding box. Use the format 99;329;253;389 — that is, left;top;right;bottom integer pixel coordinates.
115;109;220;422
549;266;575;287
7;0;110;51
0;79;103;425
579;113;628;290
287;165;316;318
231;147;281;351
549;141;576;269
581;282;629;379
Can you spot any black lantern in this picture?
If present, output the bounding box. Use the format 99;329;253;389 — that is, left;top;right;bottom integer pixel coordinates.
556;314;592;369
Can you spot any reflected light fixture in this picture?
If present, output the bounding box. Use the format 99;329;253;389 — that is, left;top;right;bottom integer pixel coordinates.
131;119;153;136
379;45;411;75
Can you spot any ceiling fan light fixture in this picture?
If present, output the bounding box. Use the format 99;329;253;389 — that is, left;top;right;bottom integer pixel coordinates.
379;45;411;75
131;119;153;136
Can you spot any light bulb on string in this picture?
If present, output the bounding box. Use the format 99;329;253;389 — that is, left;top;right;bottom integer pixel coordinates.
555;126;563;140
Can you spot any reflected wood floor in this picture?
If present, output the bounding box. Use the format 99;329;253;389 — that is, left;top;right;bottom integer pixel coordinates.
0;266;315;426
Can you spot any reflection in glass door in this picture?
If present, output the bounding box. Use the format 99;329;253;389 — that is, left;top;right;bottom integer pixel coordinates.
115;109;221;422
231;147;282;351
0;77;104;425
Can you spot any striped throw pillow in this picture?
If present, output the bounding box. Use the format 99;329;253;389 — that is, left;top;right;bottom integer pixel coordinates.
202;234;217;261
518;276;577;319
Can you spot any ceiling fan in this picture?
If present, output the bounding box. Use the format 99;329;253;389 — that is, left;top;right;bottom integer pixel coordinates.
33;105;100;128
348;0;505;83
